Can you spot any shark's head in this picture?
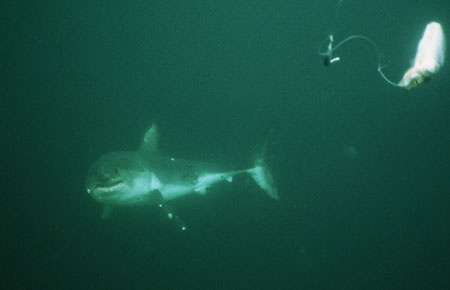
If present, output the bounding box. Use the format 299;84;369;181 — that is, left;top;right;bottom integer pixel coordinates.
86;151;157;205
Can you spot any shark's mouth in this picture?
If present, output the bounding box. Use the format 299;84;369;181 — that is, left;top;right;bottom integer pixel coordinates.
93;181;126;194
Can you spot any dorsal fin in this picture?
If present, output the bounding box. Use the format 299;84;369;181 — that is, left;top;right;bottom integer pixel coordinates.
140;124;159;152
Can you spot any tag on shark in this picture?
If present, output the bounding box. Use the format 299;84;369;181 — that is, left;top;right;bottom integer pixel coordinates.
85;124;279;228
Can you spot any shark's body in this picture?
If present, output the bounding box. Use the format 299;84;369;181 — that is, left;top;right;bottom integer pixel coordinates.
86;125;278;227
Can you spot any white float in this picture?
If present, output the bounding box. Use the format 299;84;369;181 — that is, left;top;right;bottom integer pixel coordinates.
398;22;446;89
320;22;446;90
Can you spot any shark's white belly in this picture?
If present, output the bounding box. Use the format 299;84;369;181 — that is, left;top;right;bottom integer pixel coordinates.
159;170;247;201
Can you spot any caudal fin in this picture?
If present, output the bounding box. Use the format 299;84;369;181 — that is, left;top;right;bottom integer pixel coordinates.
250;157;279;200
249;126;279;200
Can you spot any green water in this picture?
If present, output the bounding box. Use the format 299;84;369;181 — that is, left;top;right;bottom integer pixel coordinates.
3;0;450;289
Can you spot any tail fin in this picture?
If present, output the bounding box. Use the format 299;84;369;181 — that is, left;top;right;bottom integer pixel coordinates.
249;127;279;200
250;158;279;200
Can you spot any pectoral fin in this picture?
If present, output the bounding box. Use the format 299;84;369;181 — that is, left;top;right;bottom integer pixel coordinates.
101;205;114;220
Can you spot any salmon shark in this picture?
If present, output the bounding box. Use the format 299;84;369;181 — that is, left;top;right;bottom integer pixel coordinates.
85;124;279;229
